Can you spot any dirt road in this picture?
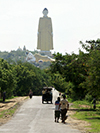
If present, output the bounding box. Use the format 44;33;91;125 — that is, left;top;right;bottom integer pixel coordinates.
0;89;82;133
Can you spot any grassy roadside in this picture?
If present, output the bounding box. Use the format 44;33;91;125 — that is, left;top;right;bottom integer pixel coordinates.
70;100;100;133
0;102;20;125
0;96;18;102
0;102;19;118
0;96;28;125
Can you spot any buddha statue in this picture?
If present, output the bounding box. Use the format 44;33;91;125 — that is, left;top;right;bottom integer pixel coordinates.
37;8;53;51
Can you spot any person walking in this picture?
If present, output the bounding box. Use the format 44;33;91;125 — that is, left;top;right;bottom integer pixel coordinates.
42;89;46;103
92;97;96;109
59;95;69;124
3;91;6;102
29;89;33;99
55;97;60;123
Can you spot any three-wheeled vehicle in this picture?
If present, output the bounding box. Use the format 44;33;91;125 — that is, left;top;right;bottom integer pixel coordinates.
42;87;52;104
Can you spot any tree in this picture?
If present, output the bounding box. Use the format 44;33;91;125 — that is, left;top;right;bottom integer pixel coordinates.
0;58;16;98
79;39;100;99
48;52;88;99
51;72;68;92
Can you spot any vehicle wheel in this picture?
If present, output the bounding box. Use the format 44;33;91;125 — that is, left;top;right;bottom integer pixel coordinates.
47;101;48;104
42;101;44;104
51;101;52;104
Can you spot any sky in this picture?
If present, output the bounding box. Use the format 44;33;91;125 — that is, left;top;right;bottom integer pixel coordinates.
0;0;100;55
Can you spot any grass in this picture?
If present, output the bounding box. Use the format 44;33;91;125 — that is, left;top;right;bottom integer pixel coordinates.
0;103;19;120
71;100;100;133
0;96;28;124
7;96;18;99
0;96;18;102
0;96;28;102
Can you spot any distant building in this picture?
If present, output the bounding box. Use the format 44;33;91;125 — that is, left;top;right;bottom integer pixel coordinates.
23;45;26;51
26;51;36;63
34;53;55;62
17;47;22;51
38;60;43;63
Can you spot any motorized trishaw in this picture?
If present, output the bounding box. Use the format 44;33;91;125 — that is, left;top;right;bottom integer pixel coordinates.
42;87;52;104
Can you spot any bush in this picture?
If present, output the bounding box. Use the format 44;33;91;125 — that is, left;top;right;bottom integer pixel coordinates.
85;93;93;102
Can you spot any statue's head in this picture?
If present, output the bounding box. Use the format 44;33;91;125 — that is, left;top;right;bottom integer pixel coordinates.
43;8;48;17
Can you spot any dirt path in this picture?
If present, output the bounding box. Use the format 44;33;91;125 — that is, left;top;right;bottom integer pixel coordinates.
0;96;28;125
0;97;28;112
67;108;91;133
54;90;91;133
0;95;91;132
0;96;81;133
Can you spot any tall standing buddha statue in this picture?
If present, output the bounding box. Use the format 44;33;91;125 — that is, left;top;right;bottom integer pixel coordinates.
37;8;53;52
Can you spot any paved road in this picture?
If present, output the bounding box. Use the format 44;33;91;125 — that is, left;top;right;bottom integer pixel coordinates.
0;89;81;133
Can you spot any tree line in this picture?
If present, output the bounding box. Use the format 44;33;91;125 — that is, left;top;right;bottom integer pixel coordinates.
0;39;100;102
0;59;51;99
47;39;100;101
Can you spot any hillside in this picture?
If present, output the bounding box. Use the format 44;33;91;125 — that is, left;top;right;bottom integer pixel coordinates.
0;49;52;69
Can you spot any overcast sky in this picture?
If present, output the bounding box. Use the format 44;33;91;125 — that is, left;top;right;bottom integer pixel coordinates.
0;0;100;54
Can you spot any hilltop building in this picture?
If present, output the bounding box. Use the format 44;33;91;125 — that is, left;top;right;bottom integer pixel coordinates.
17;46;22;51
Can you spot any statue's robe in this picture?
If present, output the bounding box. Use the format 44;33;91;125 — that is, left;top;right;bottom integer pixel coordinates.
37;16;53;51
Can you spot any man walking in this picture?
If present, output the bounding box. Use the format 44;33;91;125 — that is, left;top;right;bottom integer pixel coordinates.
59;95;69;124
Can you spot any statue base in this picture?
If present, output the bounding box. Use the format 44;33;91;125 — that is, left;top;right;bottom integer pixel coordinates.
39;51;52;57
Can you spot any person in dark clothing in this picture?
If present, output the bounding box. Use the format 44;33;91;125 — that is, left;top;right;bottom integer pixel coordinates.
3;91;6;102
29;89;33;99
92;98;96;109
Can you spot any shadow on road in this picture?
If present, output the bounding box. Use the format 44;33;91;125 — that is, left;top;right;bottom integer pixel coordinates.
69;108;95;111
86;117;100;120
42;102;53;104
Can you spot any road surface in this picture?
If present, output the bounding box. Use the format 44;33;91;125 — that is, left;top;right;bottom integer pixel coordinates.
0;89;81;133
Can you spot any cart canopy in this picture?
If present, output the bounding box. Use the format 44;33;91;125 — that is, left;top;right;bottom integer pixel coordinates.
43;87;52;91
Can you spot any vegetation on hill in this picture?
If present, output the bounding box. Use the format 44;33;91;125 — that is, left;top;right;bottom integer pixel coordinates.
0;50;52;69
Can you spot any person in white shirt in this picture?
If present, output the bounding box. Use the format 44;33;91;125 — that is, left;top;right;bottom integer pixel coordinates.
59;95;69;124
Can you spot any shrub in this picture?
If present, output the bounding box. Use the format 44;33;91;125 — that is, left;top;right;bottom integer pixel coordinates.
85;93;93;102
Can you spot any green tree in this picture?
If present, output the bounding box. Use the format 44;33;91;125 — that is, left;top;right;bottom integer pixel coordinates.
0;58;16;98
51;72;68;92
49;52;86;98
79;39;100;99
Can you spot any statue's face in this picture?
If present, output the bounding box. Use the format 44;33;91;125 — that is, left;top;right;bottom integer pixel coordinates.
43;10;48;17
